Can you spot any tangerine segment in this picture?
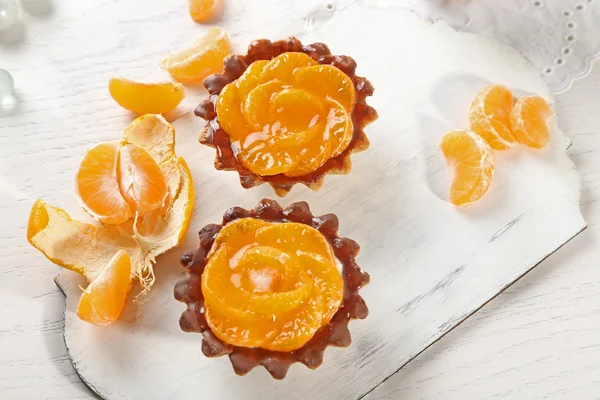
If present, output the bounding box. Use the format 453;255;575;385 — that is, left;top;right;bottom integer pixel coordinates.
75;142;133;225
236;60;269;102
108;78;185;115
122;114;182;200
259;52;318;85
245;270;313;315
268;88;326;148
255;222;335;263
294;64;357;112
242;80;284;129
283;135;330;177
263;296;323;352
201;246;254;317
203;246;271;347
238;139;298;176
132;157;195;253
118;144;167;213
161;27;231;83
189;0;221;23
440;130;495;206
297;251;343;324
205;306;272;348
76;250;132;326
324;98;354;158
211;217;269;256
469;85;516;150
215;82;252;141
510;96;552;149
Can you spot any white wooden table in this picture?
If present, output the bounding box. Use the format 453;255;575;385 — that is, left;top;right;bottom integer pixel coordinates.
1;1;599;399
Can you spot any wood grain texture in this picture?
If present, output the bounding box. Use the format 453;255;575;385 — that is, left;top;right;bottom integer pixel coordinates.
0;0;594;399
367;60;600;400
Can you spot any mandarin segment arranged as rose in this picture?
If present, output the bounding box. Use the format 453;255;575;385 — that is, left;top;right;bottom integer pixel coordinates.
214;52;356;178
28;114;194;325
201;218;344;352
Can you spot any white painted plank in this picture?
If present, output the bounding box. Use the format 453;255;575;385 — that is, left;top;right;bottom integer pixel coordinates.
52;3;584;399
0;1;591;399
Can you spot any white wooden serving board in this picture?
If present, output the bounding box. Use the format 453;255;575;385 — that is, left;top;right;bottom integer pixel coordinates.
53;2;585;399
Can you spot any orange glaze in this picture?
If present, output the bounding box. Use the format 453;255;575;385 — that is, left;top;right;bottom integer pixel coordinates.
201;218;344;352
215;52;356;177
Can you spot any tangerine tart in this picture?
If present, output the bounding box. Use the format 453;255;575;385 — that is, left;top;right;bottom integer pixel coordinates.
195;37;378;196
174;199;369;379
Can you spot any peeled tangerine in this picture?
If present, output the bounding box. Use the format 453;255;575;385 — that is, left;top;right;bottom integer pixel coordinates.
75;141;167;225
440;129;495;206
202;218;343;352
161;27;231;83
77;250;132;326
189;0;221;23
510;96;552;149
469;84;516;150
216;52;356;177
28;115;195;325
108;78;185;115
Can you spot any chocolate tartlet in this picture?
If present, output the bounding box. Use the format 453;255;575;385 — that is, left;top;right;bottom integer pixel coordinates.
195;37;378;196
174;199;369;379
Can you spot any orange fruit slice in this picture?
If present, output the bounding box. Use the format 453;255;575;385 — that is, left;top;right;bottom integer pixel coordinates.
294;64;357;112
75;142;133;225
268;87;325;149
215;82;252;141
297;252;343;324
324;98;353;158
188;0;221;23
282;99;351;178
510;96;552;149
242;79;284;129
282;137;330;177
266;296;324;352
122;114;182;200
440;129;495;206
258;52;317;85
238;139;298;176
118;143;167;214
76;250;132;326
161;27;231;84
236;60;269;101
469;85;516;150
202;246;270;347
108;78;184;115
255;222;335;262
211;217;270;256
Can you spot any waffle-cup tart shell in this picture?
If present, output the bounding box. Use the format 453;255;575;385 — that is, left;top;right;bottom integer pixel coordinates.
174;199;370;379
195;37;378;196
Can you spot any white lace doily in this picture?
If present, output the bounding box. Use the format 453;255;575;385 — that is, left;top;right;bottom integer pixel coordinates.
297;0;600;93
399;0;600;93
